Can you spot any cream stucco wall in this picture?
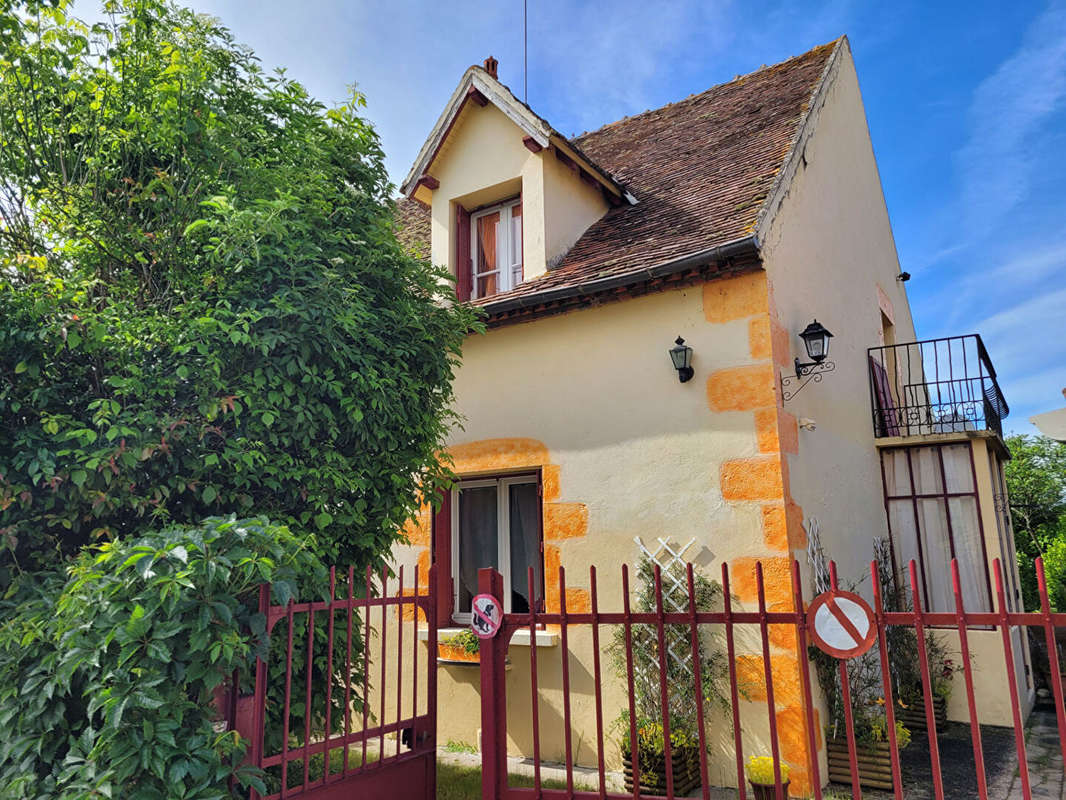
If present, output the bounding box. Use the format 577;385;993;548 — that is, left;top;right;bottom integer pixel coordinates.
387;273;827;792
425;101;606;285
541;145;609;270
758;41;916;589
759;42;1030;728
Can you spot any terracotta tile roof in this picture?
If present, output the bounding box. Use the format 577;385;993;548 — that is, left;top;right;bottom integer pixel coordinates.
394;197;431;259
397;39;840;317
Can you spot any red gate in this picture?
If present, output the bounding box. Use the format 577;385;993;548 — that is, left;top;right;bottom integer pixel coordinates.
478;558;1066;800
235;564;438;800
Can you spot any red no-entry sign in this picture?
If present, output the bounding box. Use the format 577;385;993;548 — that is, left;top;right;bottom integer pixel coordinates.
807;589;877;659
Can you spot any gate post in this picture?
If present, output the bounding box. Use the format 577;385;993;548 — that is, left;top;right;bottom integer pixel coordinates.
478;568;508;800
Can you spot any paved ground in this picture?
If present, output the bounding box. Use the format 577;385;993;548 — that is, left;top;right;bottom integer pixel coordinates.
824;708;1064;800
1007;707;1064;800
435;706;1065;798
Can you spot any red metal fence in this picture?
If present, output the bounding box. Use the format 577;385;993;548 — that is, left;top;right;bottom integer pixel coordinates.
239;564;439;800
478;557;1066;800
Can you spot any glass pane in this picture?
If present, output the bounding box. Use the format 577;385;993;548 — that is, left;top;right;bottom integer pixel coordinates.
912;447;944;495
882;450;911;496
510;204;523;281
942;444;974;493
476;271;499;297
475;211;500;296
888;499;922;603
508;482;541;614
918;498;953;612
947;496;991;612
458;486;498;614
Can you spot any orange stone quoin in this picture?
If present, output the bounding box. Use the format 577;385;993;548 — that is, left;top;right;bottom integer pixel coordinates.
706;362;778;412
703;271;769;323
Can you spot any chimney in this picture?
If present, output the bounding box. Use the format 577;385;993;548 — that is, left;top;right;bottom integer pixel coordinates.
483;56;498;79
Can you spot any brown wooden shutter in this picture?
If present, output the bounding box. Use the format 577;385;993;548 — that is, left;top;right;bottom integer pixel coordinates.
431;489;453;623
455;205;472;301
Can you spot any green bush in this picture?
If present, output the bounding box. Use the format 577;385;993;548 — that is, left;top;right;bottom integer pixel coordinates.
1042;532;1066;612
0;516;324;799
0;0;479;581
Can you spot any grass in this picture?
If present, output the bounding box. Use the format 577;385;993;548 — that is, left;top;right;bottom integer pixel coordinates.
443;739;480;754
436;761;577;800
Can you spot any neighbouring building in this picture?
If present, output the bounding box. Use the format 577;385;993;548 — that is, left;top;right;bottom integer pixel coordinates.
388;37;1031;795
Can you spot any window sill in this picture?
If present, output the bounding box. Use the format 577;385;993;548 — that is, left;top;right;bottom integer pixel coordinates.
417;626;559;648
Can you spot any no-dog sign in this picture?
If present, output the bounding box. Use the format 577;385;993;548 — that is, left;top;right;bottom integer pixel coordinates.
807;589;877;660
470;593;502;639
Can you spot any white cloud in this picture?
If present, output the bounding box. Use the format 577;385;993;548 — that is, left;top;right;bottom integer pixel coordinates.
955;1;1066;235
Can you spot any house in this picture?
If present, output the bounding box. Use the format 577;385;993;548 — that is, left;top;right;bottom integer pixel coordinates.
389;38;1031;794
1030;389;1066;441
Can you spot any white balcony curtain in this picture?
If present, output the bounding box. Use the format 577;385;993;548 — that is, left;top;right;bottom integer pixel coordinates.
881;444;991;613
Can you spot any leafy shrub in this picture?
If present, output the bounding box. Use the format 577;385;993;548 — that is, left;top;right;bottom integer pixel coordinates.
1040;531;1066;612
0;516;324;799
0;0;479;582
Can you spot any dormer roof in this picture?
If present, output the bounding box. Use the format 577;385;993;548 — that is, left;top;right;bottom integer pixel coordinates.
400;60;633;205
398;39;844;325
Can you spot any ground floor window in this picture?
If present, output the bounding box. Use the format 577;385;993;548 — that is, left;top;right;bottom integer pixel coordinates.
451;474;543;622
881;443;992;613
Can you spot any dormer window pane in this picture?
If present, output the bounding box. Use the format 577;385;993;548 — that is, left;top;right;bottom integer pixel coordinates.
475;210;500;299
510;204;523;286
471;199;522;299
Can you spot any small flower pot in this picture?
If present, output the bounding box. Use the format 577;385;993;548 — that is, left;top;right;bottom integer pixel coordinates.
749;779;790;799
436;642;479;664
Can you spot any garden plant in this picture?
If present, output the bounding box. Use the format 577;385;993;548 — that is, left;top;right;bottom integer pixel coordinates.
0;1;477;796
609;557;729;795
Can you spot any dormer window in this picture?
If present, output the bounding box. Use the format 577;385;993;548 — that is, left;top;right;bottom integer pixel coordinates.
472;199;522;299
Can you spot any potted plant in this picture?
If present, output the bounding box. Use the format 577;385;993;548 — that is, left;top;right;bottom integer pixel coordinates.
609;557;729;797
621;722;702;796
875;544;958;732
437;629;480;664
814;546;912;790
824;707;910;790
746;755;791;799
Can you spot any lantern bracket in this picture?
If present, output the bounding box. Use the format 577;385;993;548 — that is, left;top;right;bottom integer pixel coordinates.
781;359;836;403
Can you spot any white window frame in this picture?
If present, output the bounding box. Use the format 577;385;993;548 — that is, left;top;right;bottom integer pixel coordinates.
450;473;538;624
470;199;522;300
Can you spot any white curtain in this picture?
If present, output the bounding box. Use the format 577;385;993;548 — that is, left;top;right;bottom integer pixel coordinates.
880;445;992;613
508;482;541;613
883;448;911;496
458;486;498;615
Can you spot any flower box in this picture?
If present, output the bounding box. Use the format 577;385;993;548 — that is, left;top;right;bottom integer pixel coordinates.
436;642;479;664
896;694;947;732
827;738;895;791
622;745;701;796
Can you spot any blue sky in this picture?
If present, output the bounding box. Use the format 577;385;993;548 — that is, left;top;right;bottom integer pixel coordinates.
78;0;1066;433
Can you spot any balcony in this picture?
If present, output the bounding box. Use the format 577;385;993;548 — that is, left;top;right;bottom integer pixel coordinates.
868;334;1009;439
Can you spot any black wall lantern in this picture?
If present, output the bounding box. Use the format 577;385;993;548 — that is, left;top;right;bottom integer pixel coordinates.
669;336;694;383
781;319;836;402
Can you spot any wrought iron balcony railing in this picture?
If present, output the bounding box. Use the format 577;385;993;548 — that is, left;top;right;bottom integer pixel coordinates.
868;334;1009;438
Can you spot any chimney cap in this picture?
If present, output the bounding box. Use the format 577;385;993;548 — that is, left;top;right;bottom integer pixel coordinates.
483;56;498;79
